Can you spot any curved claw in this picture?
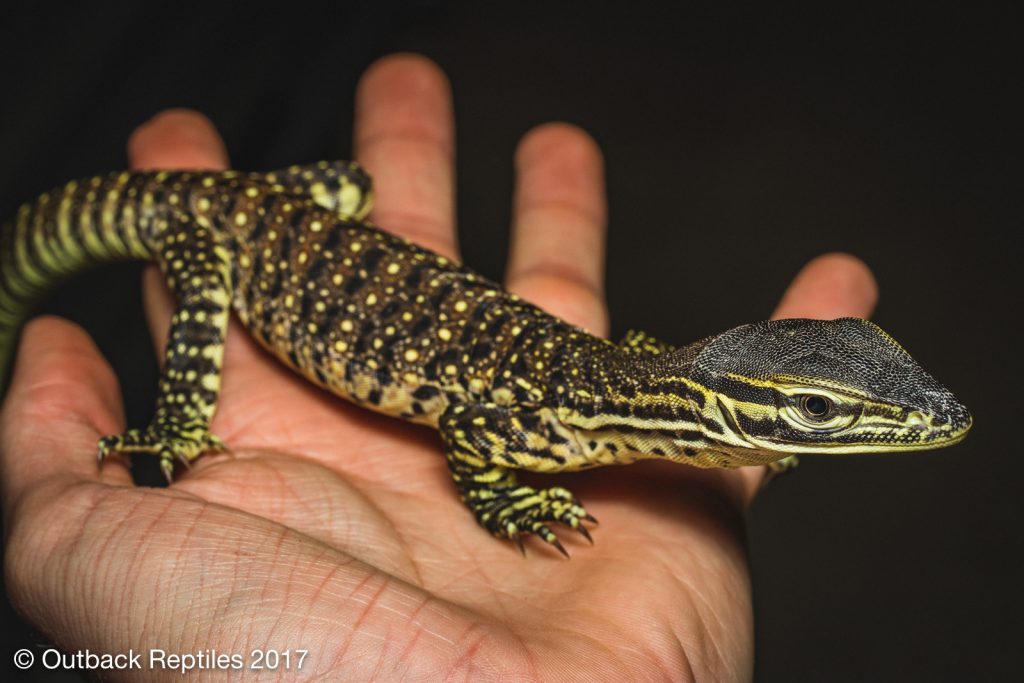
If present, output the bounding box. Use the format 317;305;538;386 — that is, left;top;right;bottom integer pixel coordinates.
576;525;593;545
160;459;175;484
97;434;123;466
207;434;230;454
97;442;110;466
549;537;570;559
95;428;227;484
514;534;527;557
582;513;599;524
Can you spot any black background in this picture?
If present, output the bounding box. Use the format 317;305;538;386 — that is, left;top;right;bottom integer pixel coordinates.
1;3;1018;681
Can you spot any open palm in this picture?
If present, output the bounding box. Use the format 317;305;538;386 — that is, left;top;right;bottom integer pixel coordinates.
1;55;876;681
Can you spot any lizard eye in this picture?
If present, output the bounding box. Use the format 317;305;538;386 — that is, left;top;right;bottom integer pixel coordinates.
777;385;861;435
800;395;833;420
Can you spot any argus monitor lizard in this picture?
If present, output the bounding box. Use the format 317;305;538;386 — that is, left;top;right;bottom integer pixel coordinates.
0;161;972;555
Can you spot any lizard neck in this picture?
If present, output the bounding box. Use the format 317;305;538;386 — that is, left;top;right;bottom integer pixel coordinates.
560;344;708;433
559;342;780;467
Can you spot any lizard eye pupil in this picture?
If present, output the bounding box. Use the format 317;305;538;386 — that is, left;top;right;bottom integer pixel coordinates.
801;395;832;419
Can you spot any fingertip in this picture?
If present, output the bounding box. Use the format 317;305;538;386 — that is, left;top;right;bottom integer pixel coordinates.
804;252;878;306
127;108;229;171
355;52;454;155
516;122;604;177
357;53;452;107
773;252;878;320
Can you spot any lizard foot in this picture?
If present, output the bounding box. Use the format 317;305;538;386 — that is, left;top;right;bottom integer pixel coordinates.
98;427;228;482
764;455;799;486
468;485;596;558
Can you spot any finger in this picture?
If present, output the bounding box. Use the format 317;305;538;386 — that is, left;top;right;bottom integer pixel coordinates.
1;317;134;508
128;109;229;170
128;110;230;351
354;54;458;258
771;252;878;321
505;123;608;336
739;252;878;500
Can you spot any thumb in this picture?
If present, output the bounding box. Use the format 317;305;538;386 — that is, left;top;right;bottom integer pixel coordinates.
0;316;134;510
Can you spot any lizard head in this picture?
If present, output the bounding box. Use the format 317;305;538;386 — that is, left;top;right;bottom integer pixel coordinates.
689;318;972;455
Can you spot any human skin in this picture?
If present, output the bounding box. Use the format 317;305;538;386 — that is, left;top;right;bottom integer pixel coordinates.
1;54;876;681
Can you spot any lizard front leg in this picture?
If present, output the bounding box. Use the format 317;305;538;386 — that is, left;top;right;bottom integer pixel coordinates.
98;217;232;481
766;454;799;479
439;402;596;556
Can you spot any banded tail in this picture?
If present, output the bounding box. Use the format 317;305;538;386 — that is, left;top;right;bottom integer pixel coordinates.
0;161;374;386
0;172;162;384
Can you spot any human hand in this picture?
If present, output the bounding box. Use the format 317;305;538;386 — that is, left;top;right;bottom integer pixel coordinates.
1;54;876;680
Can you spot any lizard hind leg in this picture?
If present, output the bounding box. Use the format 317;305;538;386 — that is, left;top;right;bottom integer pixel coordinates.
618;329;676;355
98;216;232;482
266;161;374;220
440;403;596;557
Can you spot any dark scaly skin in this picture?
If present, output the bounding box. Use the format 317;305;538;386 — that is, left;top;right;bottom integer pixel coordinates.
0;162;972;554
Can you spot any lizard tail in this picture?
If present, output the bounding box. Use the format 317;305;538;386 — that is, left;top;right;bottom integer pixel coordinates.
1;172;158;387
